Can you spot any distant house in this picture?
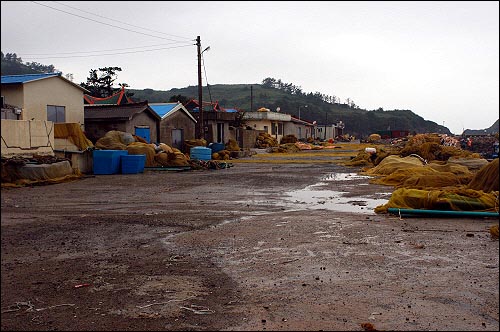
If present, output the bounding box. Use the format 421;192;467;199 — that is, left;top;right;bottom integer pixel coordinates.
84;101;161;144
1;72;88;126
149;102;197;151
185;99;238;145
242;110;291;143
313;121;348;141
284;117;316;140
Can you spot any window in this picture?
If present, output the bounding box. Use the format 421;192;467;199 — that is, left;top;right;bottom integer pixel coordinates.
47;105;66;123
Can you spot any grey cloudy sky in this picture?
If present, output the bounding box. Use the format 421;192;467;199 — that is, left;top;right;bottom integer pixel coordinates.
1;1;498;134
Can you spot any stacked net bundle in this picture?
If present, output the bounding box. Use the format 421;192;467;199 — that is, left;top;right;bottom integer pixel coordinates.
212;150;231;160
54;123;94;150
367;155;474;189
126;142;156;167
155;148;190;167
399;133;480;162
225;139;241;151
467;158;499;192
256;132;279;148
185;139;207;151
370;167;472;189
375;188;499;214
95;130;136;150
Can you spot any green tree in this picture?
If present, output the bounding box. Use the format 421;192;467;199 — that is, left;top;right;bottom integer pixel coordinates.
168;94;189;104
80;67;124;98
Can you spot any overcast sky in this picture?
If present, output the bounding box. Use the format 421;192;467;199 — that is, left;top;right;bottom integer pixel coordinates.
1;1;498;134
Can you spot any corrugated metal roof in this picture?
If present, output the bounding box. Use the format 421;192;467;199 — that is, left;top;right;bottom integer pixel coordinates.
149;103;177;118
84;102;161;121
1;73;61;84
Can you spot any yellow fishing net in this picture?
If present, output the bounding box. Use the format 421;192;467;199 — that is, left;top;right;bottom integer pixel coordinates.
375;188;499;214
467;158;499;192
54;123;94;150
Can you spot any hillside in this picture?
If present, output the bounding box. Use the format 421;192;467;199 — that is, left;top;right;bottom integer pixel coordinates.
0;54;457;137
130;84;451;138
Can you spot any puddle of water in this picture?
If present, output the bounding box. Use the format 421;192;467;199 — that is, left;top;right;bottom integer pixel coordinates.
278;172;391;214
280;188;388;214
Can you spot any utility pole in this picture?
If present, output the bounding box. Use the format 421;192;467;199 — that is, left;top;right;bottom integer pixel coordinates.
250;85;253;112
196;36;203;140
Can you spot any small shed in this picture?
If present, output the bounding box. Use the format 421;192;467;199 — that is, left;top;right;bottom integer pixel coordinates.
84;101;161;144
149;102;197;151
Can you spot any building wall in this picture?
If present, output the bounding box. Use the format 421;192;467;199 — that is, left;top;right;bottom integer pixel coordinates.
233;128;263;149
1;119;55;158
21;77;85;127
1;85;24;109
315;125;338;140
124;112;159;143
159;110;196;145
284;123;315;140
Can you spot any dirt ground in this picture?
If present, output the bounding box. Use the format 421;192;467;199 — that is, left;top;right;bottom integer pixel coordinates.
1;149;499;331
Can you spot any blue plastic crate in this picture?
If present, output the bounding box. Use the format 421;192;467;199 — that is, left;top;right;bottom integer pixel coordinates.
120;154;146;174
93;150;128;175
190;146;211;161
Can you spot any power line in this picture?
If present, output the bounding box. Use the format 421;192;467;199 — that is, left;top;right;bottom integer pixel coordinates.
19;41;193;56
51;1;193;41
202;53;213;104
31;1;194;43
21;43;194;59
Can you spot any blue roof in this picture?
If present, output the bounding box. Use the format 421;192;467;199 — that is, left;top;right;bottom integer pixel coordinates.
224;108;239;113
1;72;61;84
149;103;178;118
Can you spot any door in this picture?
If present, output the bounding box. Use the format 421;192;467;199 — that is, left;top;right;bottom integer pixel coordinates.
172;129;183;150
135;126;150;143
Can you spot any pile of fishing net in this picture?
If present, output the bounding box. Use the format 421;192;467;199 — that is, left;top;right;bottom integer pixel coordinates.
343;147;392;167
374;187;499;213
256;132;279;148
54;123;94;150
185;139;208;151
225;138;241;151
211;150;231;160
365;155;474;189
94;131;191;167
367;133;381;142
374;158;499;213
1;155;82;187
399;133;479;162
267;143;302;153
281;135;298;144
95;130;136;150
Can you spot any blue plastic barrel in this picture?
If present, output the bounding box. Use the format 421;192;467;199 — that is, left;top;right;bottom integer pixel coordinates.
209;142;225;153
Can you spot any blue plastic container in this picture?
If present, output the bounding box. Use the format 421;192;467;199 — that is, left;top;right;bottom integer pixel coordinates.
209;142;225;153
190;146;212;161
120;154;146;174
93;150;128;175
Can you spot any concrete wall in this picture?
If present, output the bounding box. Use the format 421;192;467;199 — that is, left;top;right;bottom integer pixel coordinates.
1;119;55;158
